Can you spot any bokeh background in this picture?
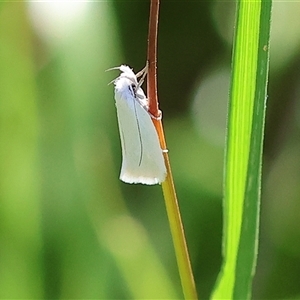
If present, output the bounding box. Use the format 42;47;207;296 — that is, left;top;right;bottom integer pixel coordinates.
1;1;300;299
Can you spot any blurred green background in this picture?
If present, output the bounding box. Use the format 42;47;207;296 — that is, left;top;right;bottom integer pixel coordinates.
0;1;300;299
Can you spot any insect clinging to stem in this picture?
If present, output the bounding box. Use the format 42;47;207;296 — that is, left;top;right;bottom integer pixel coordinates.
108;64;167;185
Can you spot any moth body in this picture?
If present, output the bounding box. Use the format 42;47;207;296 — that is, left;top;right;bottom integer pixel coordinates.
111;65;166;185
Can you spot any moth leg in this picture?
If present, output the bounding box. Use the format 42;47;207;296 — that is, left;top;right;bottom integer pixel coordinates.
149;109;162;120
136;62;148;90
136;61;148;79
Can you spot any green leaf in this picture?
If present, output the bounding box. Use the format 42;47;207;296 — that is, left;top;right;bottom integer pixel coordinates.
211;1;272;299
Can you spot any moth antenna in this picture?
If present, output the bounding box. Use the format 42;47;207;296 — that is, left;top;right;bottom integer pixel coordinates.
107;78;117;86
105;66;121;72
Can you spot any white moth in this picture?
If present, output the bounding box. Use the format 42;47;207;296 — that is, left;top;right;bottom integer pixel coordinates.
109;65;167;185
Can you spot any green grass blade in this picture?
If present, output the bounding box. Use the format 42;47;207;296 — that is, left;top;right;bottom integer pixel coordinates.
234;1;272;298
211;1;272;299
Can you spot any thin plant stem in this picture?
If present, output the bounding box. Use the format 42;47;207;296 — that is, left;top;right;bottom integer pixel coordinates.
146;1;198;299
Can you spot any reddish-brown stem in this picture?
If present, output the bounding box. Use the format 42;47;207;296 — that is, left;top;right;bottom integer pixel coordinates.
146;1;198;299
146;0;166;150
147;0;159;118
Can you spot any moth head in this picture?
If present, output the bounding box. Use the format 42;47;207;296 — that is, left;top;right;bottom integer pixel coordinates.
118;65;138;86
107;65;138;87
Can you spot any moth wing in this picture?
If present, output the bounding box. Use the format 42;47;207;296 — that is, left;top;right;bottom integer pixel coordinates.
115;92;166;185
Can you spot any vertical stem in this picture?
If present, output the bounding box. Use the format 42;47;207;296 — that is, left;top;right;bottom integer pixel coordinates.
146;1;198;299
147;0;159;118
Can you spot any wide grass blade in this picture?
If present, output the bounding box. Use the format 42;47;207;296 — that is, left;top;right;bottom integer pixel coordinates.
211;0;272;299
